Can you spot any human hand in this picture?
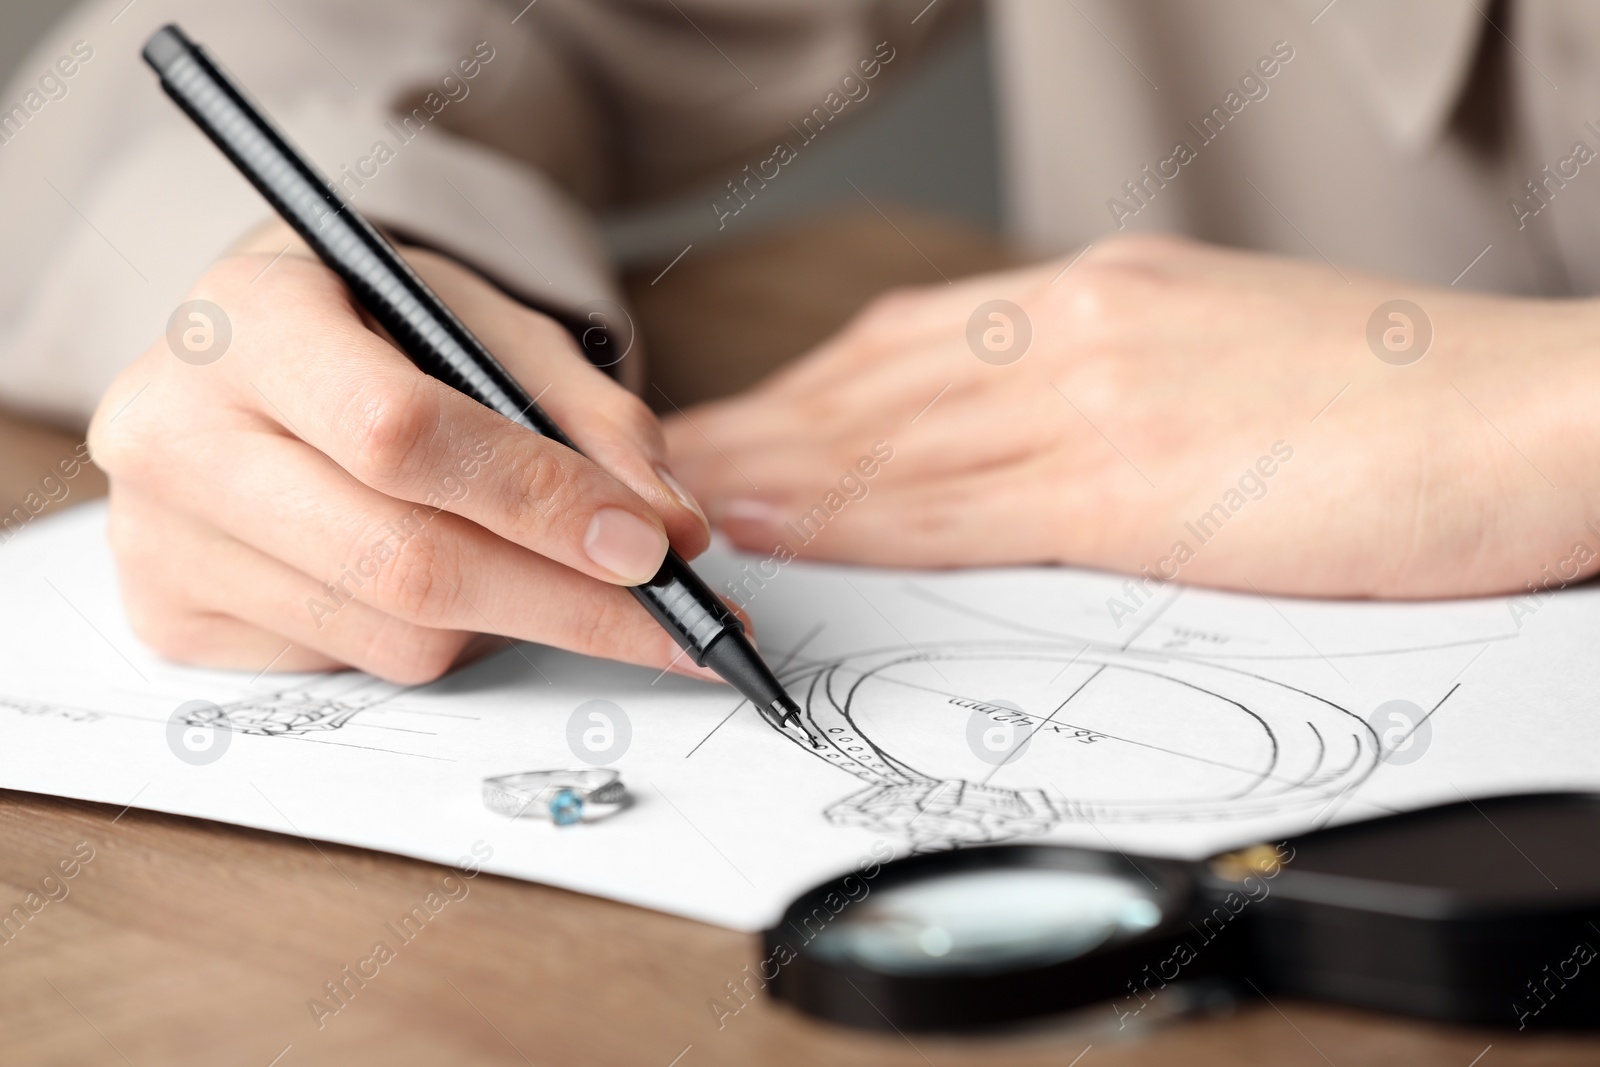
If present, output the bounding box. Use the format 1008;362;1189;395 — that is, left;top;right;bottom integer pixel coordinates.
663;233;1600;598
90;220;714;683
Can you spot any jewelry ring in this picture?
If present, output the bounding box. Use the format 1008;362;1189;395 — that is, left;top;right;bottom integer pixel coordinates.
482;769;628;825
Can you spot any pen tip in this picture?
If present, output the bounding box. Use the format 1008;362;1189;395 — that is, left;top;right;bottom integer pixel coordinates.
769;696;822;749
699;631;819;747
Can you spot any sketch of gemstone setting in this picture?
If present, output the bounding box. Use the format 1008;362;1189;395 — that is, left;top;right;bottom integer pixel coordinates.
183;691;361;736
179;677;403;737
774;642;1381;853
0;695;103;723
3;670;463;762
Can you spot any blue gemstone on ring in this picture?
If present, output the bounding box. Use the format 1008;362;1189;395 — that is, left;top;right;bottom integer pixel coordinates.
549;788;584;826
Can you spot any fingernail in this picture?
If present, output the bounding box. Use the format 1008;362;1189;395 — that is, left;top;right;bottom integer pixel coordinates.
584;508;668;584
655;465;710;534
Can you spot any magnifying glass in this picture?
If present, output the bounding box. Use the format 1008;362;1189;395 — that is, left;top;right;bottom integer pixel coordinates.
767;792;1600;1032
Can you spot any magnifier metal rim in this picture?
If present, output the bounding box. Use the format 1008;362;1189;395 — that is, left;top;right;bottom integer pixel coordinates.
808;862;1165;977
766;843;1201;1033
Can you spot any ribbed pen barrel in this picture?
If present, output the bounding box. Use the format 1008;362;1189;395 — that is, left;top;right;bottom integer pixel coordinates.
636;564;742;662
143;26;559;439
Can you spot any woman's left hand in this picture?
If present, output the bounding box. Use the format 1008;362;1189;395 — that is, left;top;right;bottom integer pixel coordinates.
662;233;1600;599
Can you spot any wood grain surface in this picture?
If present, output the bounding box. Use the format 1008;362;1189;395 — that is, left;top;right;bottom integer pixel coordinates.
0;208;1594;1065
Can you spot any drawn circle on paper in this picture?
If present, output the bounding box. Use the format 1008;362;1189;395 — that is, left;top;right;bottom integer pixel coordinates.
963;699;1033;766
566;699;631;764
773;642;1383;852
1367;699;1431;766
166;299;232;365
966;299;1032;365
167;699;232;765
1366;299;1431;366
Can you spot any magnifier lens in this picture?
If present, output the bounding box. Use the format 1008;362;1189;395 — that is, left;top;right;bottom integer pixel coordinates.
809;867;1164;976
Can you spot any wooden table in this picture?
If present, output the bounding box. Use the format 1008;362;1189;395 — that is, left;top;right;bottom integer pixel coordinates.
2;209;1594;1066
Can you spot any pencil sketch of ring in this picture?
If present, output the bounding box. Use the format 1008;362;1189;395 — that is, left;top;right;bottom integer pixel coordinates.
482;769;628;826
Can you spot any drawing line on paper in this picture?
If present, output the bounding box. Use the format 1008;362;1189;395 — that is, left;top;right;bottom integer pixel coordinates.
901;583;1521;660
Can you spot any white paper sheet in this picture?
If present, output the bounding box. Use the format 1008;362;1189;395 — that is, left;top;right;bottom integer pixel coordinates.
3;502;1597;930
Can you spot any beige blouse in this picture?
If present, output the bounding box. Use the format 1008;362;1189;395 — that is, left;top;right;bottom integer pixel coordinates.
0;0;1592;423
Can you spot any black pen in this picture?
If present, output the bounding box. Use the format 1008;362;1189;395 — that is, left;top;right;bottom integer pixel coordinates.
142;24;819;749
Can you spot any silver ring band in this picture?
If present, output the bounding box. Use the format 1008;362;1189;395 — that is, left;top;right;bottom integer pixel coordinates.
482;769;627;824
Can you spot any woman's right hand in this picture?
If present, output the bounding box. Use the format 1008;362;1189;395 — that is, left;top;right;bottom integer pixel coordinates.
88;223;714;684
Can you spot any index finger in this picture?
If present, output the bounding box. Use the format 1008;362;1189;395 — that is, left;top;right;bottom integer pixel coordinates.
223;256;673;587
